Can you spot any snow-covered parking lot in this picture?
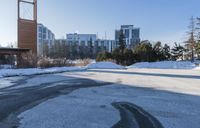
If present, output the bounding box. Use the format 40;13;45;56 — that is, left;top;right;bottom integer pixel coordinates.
0;67;200;128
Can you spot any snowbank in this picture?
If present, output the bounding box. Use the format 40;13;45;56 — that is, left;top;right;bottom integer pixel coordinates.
195;66;200;70
128;61;198;69
86;62;125;69
0;67;85;78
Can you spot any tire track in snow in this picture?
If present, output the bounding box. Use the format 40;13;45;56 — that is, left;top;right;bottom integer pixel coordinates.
112;102;164;128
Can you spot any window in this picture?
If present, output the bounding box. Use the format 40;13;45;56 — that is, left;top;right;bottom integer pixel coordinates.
81;41;85;46
39;33;42;38
43;28;47;34
43;34;46;39
125;29;129;38
132;29;139;38
39;27;42;32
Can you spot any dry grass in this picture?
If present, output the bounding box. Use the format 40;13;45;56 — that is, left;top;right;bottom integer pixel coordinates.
17;52;93;68
74;59;93;66
17;52;38;68
38;58;74;68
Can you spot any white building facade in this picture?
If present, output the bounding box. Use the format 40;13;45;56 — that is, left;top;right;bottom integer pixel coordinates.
95;39;116;52
37;24;55;56
115;25;140;49
66;33;97;46
66;33;116;52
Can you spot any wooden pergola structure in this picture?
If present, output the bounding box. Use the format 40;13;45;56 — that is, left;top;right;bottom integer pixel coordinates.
0;47;30;66
0;0;37;67
0;48;30;55
18;0;37;54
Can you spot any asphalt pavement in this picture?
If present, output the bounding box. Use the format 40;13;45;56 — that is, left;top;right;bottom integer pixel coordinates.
0;74;164;128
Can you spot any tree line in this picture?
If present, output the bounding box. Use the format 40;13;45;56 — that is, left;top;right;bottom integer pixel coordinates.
97;19;200;66
1;17;200;66
37;16;200;66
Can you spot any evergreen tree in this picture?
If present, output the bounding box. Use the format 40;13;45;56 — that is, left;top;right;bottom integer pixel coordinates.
110;30;127;65
118;29;126;52
153;41;162;52
88;38;93;58
134;40;155;62
196;17;200;59
171;43;185;60
123;49;135;65
153;41;166;61
112;48;121;64
162;44;171;60
196;42;200;59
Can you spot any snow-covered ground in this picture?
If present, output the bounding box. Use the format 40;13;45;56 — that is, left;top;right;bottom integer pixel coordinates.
128;61;199;69
18;86;120;128
13;74;78;89
0;61;199;79
0;77;23;89
86;62;125;69
0;62;124;79
15;69;200;128
0;66;85;78
0;65;12;69
195;66;200;70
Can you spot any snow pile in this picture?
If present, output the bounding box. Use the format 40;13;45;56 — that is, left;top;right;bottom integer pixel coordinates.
195;66;200;70
71;59;96;64
86;62;125;69
128;61;197;69
0;67;85;78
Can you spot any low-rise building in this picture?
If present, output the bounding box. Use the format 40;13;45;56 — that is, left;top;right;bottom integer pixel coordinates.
66;33;97;46
66;33;116;53
95;39;116;53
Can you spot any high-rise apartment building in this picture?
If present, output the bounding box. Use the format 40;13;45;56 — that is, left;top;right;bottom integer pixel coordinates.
115;25;140;49
37;24;55;56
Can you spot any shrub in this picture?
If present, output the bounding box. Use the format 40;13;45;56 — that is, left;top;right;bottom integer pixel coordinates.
17;52;38;68
96;51;112;62
38;58;74;68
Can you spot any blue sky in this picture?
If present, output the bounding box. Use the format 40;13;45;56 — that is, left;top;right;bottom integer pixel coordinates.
0;0;200;46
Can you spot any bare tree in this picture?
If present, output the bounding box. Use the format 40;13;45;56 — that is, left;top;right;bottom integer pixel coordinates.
185;16;196;62
196;17;200;59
